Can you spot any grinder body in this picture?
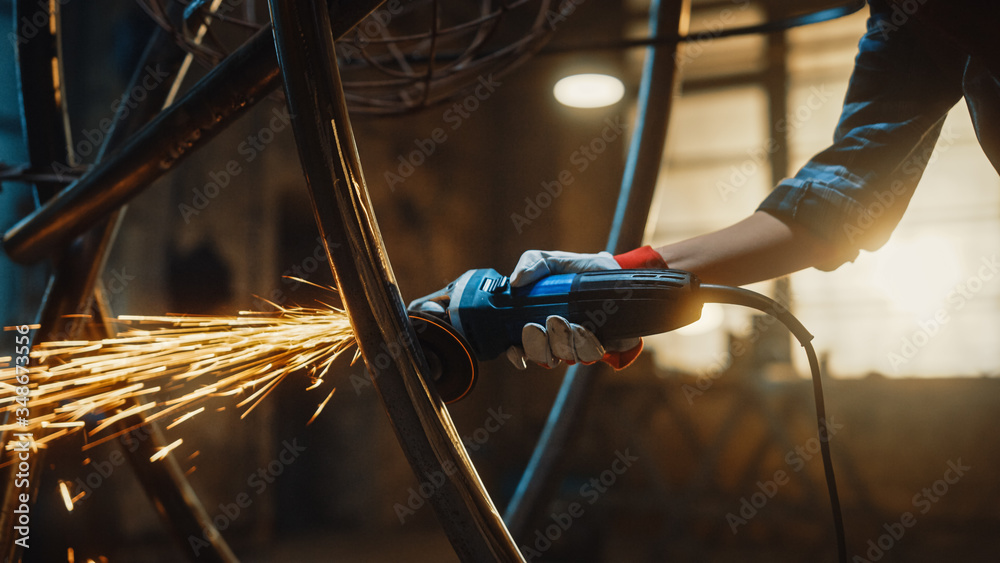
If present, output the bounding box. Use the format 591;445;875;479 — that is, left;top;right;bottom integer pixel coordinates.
444;268;703;361
409;268;703;403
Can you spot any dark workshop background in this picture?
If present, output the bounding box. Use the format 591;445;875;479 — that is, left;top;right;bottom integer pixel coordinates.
1;1;999;562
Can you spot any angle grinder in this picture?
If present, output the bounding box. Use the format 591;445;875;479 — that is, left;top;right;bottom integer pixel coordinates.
408;268;704;403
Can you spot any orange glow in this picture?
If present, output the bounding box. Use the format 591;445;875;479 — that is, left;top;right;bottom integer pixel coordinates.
1;295;356;452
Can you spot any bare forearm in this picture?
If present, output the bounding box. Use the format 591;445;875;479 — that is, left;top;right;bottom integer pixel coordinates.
653;211;842;286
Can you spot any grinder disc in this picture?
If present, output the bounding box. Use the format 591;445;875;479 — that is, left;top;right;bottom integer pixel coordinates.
409;312;478;404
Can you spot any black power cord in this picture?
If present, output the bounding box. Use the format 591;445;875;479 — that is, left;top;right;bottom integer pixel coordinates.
700;284;847;563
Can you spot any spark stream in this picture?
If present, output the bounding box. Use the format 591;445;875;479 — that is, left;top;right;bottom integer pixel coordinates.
0;300;355;449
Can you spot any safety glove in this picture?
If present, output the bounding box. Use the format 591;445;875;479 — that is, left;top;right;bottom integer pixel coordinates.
506;247;666;370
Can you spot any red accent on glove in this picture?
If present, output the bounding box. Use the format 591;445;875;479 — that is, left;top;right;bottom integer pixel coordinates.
601;339;644;370
601;246;668;369
613;246;668;270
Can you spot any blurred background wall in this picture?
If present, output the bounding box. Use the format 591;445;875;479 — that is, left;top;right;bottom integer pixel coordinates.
1;1;999;561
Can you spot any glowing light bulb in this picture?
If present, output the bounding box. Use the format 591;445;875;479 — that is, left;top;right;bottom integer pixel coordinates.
553;74;625;108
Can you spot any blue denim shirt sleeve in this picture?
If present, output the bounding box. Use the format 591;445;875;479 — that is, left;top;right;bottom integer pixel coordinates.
757;0;965;267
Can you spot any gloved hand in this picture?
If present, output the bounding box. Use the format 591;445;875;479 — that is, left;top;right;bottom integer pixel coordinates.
505;248;667;370
509;249;621;287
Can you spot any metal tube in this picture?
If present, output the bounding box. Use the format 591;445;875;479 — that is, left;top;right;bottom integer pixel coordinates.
267;1;523;560
2;1;386;264
503;0;690;541
11;0;73;201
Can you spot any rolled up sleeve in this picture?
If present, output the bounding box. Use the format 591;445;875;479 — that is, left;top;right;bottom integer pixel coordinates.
758;0;965;268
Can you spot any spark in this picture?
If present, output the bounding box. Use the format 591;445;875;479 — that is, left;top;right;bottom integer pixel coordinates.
3;324;39;331
307;387;336;426
166;407;205;430
59;480;74;512
150;438;184;462
1;300;357;451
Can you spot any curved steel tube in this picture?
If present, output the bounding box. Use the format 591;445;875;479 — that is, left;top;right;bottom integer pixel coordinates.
267;1;523;561
504;0;690;540
10;0;72;200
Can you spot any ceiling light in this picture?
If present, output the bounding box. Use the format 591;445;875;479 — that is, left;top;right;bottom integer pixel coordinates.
553;73;625;108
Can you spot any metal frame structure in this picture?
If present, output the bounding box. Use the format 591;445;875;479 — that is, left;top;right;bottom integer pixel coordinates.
1;2;386;560
0;0;866;561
